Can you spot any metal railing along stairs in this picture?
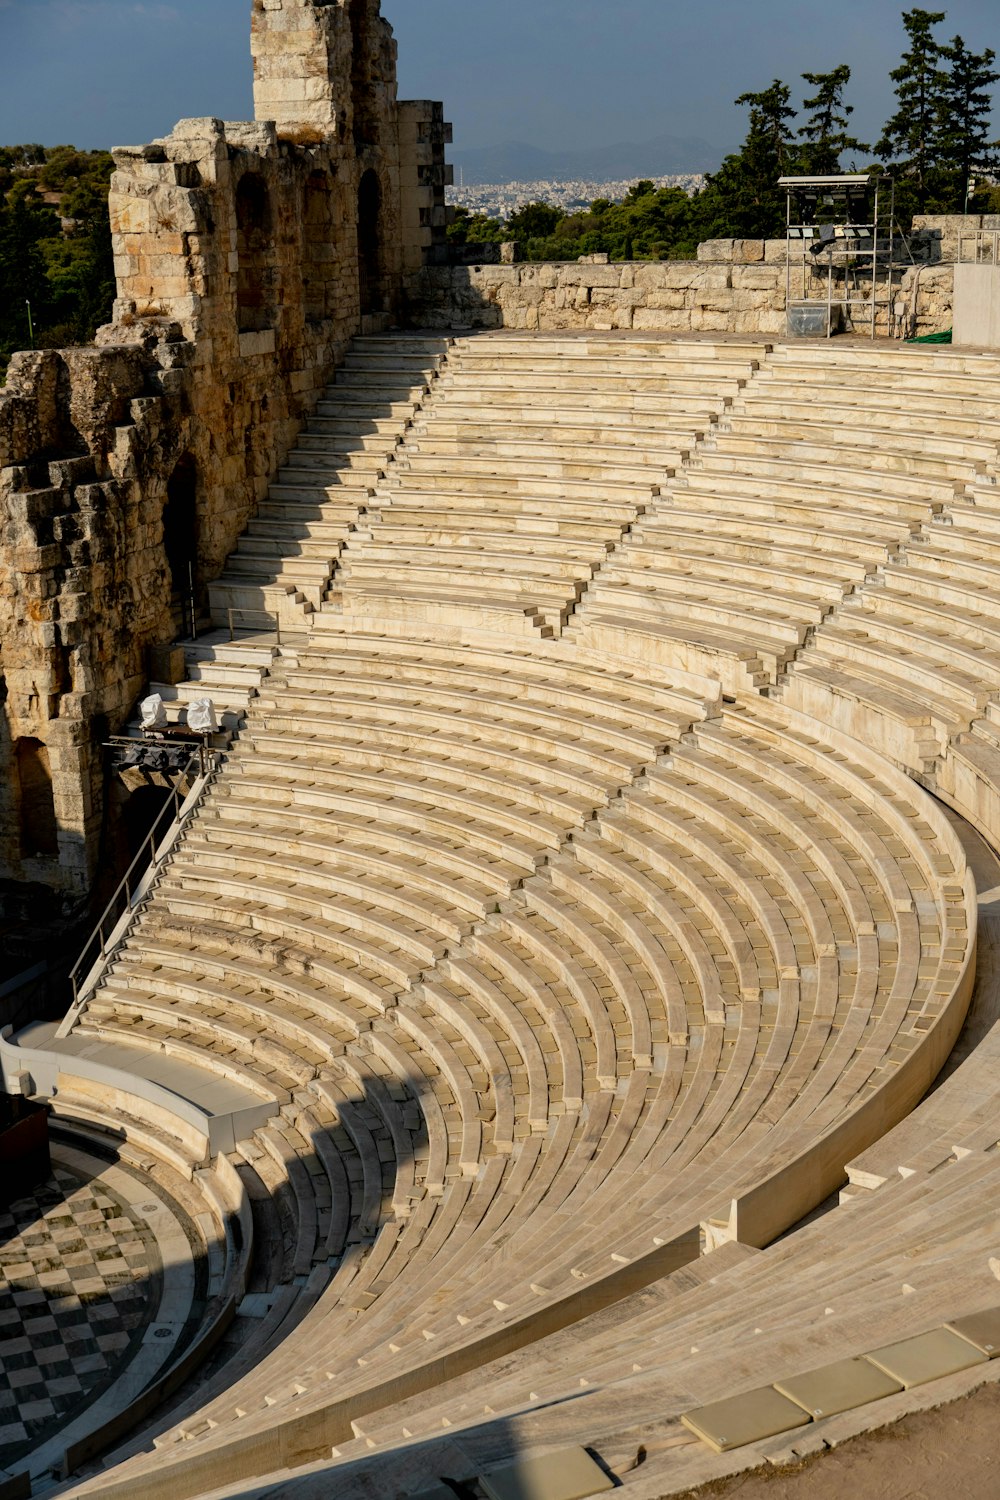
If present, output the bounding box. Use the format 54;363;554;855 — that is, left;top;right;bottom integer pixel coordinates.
61;745;226;1026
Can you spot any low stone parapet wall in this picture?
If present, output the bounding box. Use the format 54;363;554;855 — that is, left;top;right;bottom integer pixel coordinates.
407;257;955;339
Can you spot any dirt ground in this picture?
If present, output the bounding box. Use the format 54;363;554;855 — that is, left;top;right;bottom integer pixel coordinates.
679;1381;1000;1500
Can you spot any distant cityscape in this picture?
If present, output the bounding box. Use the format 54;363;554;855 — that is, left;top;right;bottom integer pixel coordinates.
447;175;708;221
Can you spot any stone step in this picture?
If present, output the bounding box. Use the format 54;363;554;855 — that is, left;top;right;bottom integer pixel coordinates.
403;436;684;468
719;412;996;467
740;390;1000;439
314;396;419;420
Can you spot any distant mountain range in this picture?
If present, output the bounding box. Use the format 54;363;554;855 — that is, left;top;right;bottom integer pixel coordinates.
451;134;724;185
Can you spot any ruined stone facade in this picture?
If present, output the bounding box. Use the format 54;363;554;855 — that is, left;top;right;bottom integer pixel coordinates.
0;0;451;901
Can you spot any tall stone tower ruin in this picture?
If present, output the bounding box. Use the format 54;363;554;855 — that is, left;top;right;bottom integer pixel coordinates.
251;0;397;145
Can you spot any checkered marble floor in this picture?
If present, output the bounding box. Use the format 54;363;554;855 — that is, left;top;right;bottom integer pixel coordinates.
0;1163;162;1469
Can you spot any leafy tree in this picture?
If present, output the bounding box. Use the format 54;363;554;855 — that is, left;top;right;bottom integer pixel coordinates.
0;191;57;366
876;9;948;211
799;65;868;173
447;204;507;246
936;34;1000;209
507;201;562;240
0;144;115;375
691;81;796;239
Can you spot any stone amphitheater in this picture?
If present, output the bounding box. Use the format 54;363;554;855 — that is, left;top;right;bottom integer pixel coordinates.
3;6;1000;1500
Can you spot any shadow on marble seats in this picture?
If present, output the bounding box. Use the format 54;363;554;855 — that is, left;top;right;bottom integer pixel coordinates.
57;1076;435;1489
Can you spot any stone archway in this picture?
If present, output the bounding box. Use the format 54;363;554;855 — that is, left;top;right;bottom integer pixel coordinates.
302;171;335;324
358;169;383;315
235;172;275;333
16;738;58;861
163;453;198;611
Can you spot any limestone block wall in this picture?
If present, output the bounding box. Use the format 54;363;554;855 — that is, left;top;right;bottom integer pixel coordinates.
109;116;362;583
250;0;406;319
0;338;186;896
407;249;955;338
408;259;789;335
911;213;1000;264
251;0;397;144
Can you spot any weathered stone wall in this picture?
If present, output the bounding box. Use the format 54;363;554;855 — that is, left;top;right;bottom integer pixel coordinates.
407;246;955;339
398;101;453;275
0;337;184;895
911;213;1000;264
0;0;450;901
107;117;358;584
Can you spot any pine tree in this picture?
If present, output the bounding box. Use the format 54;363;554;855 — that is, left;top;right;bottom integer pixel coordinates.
876;9;948;212
937;34;1000;210
799;65;868;174
694;81;796;239
736;81;798;176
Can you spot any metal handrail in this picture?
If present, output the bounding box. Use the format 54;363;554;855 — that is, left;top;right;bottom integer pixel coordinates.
958;230;1000;265
226;606;282;646
68;746;223;1008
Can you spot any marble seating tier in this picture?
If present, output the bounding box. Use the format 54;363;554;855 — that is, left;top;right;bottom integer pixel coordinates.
53;645;974;1500
30;334;1000;1500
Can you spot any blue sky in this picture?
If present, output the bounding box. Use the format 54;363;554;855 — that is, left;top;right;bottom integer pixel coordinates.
1;0;998;158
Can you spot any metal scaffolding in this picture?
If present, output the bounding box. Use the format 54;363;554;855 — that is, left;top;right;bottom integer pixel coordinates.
778;173;898;339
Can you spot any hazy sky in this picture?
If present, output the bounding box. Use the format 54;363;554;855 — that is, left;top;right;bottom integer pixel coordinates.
1;0;998;160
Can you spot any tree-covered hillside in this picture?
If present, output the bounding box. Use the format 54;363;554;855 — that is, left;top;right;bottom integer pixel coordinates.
450;7;1000;262
0;145;115;374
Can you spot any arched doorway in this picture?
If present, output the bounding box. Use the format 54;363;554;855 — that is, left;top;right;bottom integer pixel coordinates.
358;169;382;315
163;454;198;613
16;739;58;861
302;172;334;324
235;173;274;333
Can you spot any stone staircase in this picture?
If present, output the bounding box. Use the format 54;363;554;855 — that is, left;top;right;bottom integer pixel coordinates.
207;335;451;631
122;335;452;742
328;335;767;641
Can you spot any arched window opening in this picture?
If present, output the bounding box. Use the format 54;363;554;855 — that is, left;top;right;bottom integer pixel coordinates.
163;454;198;604
350;0;378;150
302;172;334;324
358;169;382;315
16;739;58;861
235;173;275;333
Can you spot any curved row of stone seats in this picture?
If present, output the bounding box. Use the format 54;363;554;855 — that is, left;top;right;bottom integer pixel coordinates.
64;627;719;1198
332;337;767;639
567;345;995;693
748;365;1000;446
161;893;1000;1499
78;633;718;1108
285;697;970;1378
63;694;974;1499
287;1113;1000;1500
566;502;866;692
207;337;449;631
762;341;1000;381
46;340;999;1498
939;701;1000;851
781;482;1000;775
